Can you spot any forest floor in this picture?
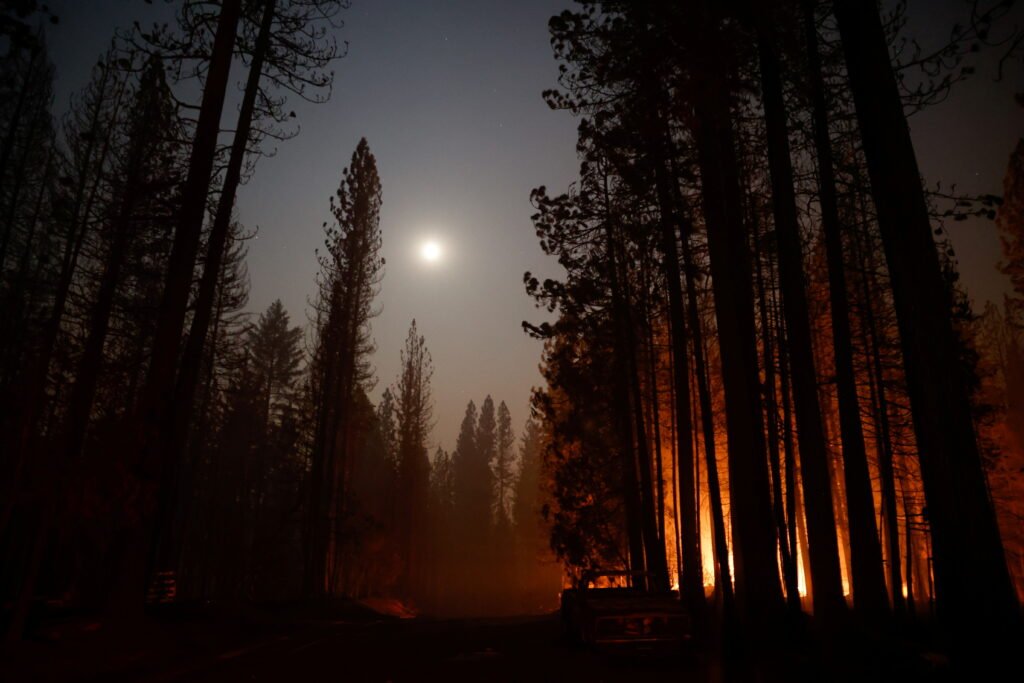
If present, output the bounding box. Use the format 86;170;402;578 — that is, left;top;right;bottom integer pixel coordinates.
2;604;965;682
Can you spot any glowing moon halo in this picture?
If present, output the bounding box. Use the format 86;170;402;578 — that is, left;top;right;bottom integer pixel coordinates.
420;240;443;263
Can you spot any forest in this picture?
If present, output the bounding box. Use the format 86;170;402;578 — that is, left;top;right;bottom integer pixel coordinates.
522;0;1024;671
1;0;1023;680
0;0;556;635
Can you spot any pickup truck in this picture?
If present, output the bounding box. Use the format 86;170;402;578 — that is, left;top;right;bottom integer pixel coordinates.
559;570;691;652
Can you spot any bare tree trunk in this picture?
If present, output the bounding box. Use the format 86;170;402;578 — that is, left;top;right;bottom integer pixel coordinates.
0;47;40;184
899;474;916;620
0;96;44;266
648;129;702;606
2;65;127;508
12;149;52;283
305;289;353;596
683;1;784;622
800;0;889;620
834;0;1019;644
114;0;243;615
681;226;734;613
667;327;685;590
157;0;278;577
646;298;667;546
327;224;375;592
598;175;649;583
61;213;131;464
852;214;907;617
778;307;810;604
755;15;845;621
753;212;800;610
630;343;669;591
305;341;335;595
621;245;670;592
5;74;134;642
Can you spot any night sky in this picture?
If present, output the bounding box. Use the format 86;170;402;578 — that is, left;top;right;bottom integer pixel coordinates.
43;0;1023;451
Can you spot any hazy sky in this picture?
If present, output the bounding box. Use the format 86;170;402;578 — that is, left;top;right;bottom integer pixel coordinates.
43;0;1022;452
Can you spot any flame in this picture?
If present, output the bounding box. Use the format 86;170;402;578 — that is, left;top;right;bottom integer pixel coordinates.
657;439;814;601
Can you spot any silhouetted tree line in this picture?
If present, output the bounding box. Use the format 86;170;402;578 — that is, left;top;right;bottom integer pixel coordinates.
525;0;1023;667
0;0;362;635
0;0;561;634
422;397;560;616
4;0;1022;663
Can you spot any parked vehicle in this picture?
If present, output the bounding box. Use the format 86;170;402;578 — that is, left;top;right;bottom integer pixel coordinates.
559;570;691;652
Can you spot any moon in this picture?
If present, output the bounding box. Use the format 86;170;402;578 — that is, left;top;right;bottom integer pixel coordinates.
420;240;443;263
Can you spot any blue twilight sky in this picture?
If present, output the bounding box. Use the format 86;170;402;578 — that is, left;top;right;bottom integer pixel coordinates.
42;0;1023;451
